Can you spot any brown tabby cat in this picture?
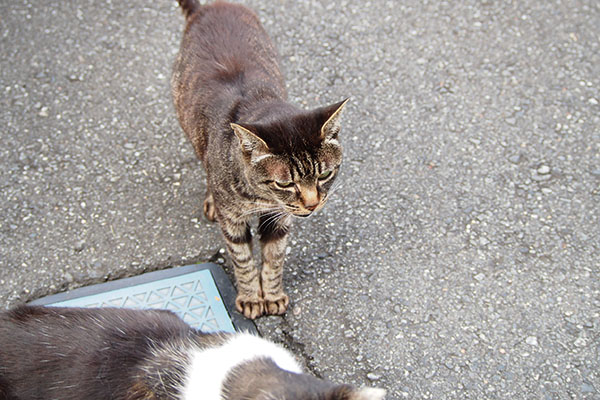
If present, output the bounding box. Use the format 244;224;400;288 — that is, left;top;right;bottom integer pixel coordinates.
172;0;347;319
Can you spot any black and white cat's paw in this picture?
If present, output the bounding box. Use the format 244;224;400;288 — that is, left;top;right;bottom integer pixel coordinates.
263;292;289;316
235;293;264;319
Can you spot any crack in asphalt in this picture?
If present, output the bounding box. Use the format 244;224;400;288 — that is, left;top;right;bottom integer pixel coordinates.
278;317;323;379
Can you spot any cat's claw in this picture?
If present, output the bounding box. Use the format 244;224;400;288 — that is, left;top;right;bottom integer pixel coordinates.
203;193;216;222
235;295;264;319
263;293;289;315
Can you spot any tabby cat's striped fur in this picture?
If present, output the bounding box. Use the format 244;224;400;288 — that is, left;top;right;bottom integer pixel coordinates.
172;0;347;319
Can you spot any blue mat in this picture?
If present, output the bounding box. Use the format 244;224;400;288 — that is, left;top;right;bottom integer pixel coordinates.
30;263;256;334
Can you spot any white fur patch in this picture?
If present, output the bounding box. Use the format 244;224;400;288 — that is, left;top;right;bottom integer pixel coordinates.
251;153;273;164
326;138;341;147
355;387;387;400
182;333;302;400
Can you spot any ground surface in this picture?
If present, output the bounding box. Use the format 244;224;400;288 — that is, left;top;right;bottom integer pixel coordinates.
1;0;599;398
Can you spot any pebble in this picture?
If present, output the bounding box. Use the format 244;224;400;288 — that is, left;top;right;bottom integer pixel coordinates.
424;368;436;379
74;240;85;252
526;336;538;346
581;382;596;393
531;172;551;181
508;154;521;164
366;372;382;381
505;117;516;125
591;168;600;177
88;269;103;280
38;107;49;117
574;337;586;347
537;165;551;175
588;97;598;105
474;273;485;282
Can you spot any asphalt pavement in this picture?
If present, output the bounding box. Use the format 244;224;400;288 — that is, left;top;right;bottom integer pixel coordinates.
1;0;599;398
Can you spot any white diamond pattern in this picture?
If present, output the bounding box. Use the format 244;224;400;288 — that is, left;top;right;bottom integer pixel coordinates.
78;280;219;331
49;269;234;333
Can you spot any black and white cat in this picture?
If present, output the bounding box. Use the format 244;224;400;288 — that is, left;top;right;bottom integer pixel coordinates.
0;306;385;400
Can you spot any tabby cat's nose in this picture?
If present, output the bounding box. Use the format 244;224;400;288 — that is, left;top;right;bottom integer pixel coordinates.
305;203;318;211
301;187;320;211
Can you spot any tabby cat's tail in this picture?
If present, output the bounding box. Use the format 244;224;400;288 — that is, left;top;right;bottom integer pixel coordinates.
177;0;199;19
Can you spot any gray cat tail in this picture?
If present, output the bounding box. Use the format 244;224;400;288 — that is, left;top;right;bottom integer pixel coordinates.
177;0;199;19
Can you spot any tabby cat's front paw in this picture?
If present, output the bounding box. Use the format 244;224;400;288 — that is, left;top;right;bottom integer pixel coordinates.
263;293;289;315
203;193;216;222
235;294;264;319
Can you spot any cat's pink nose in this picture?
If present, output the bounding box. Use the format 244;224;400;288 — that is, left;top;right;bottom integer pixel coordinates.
300;185;320;211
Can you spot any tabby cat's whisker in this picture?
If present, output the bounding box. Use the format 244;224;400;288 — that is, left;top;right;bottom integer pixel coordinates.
239;204;283;218
332;179;346;191
325;180;346;198
259;211;287;231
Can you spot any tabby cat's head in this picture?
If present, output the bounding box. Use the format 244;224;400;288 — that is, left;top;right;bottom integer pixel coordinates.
232;99;347;217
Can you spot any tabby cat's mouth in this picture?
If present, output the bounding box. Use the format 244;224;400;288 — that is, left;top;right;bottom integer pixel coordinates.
295;212;312;218
285;206;314;217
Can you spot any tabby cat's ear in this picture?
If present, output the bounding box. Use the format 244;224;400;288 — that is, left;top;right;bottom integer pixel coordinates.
231;123;269;155
320;98;349;141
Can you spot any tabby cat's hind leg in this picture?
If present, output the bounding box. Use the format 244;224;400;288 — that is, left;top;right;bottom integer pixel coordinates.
203;191;216;222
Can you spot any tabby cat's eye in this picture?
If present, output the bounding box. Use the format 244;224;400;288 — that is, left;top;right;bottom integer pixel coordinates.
318;170;333;180
275;181;295;189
